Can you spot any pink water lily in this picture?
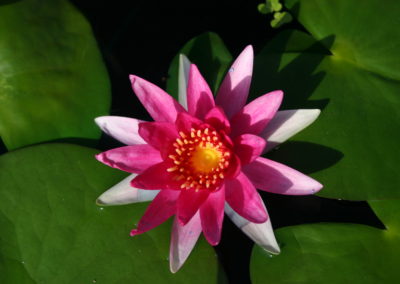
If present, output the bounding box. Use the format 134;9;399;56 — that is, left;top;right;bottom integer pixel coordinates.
95;46;323;272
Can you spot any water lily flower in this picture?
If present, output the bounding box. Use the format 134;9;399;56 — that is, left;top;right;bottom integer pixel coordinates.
95;46;323;273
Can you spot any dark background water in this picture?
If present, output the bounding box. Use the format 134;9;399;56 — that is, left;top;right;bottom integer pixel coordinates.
62;1;384;283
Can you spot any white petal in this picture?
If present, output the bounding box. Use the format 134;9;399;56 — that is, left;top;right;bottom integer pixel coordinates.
178;54;191;110
95;116;146;145
169;213;202;273
225;202;280;254
96;174;159;206
261;109;321;153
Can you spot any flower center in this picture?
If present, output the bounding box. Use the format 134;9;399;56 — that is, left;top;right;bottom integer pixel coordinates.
167;127;231;191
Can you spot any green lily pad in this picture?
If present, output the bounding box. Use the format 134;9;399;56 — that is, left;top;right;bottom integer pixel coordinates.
0;144;225;283
166;32;232;99
0;0;111;150
250;200;400;283
253;0;400;200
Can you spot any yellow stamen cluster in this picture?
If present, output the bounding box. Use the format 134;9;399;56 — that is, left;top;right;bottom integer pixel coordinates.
167;127;231;191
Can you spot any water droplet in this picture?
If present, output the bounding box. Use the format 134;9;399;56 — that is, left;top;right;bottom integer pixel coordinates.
188;230;193;235
311;189;316;193
138;249;142;253
229;67;235;73
92;279;97;283
166;256;169;261
268;254;274;258
99;207;104;211
21;261;25;264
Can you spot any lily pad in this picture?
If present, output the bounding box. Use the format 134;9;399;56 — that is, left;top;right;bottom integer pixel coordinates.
166;32;232;99
250;200;400;283
0;0;111;150
253;0;400;200
0;144;225;283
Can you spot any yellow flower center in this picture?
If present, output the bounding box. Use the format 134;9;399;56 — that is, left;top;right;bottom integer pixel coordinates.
190;146;221;173
167;127;231;191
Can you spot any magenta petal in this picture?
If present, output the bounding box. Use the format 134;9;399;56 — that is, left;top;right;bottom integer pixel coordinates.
225;172;268;223
131;162;182;190
175;112;203;133
130;75;186;123
204;106;231;134
130;190;180;236
243;157;323;195
187;64;215;120
177;190;209;225
225;153;241;179
200;185;225;246
138;122;178;157
169;213;202;273
96;145;162;173
95;116;146;145
216;45;253;119
230;90;283;137
233;134;266;165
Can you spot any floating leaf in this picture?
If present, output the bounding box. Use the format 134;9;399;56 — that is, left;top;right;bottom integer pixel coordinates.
166;32;232;100
0;0;110;150
0;144;225;283
253;0;400;200
250;199;400;283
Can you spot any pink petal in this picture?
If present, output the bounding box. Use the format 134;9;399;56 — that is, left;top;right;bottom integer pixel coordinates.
243;157;323;195
96;145;162;173
130;75;186;123
169;212;202;273
261;109;321;153
225;172;268;223
130;190;180;236
216;45;253;119
131;162;182;190
96;174;159;205
138;122;178;157
187;64;215;120
95;116;146;145
225;203;280;254
225;153;241;179
200;186;225;246
233;134;266;165
175;112;203;133
204;106;231;134
177;190;209;225
230;90;283;137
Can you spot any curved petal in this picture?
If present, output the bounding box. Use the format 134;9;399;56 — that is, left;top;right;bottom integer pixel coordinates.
175;112;203;133
178;54;191;110
233;134;266;165
204;106;231;134
230;90;283;137
243;157;323;195
95;116;146;145
130;75;186;123
96;174;159;205
177;190;209;225
138;122;178;157
225;172;268;223
131;162;182;190
225;203;280;254
261;109;321;153
200;185;225;246
187;64;215;120
216;45;254;119
130;190;180;236
170;212;202;273
96;145;162;173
